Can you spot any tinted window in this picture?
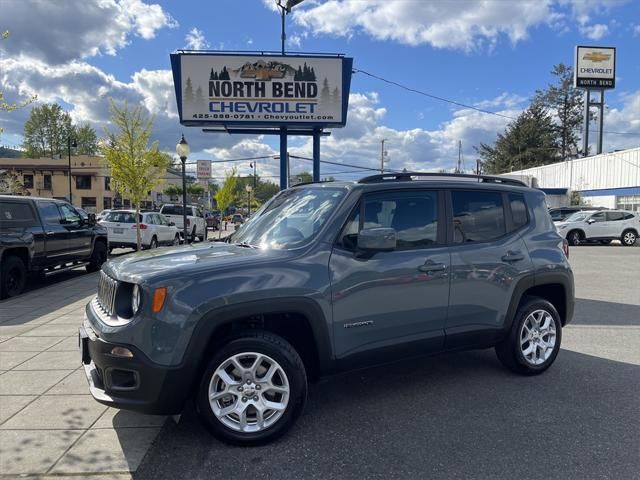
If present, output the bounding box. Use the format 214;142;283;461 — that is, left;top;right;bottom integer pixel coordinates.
0;201;36;223
59;204;81;223
607;211;624;221
341;190;440;250
509;193;528;230
623;213;635;220
452;190;505;243
37;202;62;225
161;205;188;215
590;212;606;222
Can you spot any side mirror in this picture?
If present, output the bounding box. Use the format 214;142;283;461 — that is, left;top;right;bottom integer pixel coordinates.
587;218;596;224
169;221;176;226
357;228;396;252
88;213;96;226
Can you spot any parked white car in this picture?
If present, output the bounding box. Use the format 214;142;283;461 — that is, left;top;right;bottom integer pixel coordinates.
100;210;181;251
96;209;111;221
556;209;639;246
159;204;207;242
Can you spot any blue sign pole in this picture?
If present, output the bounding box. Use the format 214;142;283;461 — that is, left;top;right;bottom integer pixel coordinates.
280;127;288;190
312;129;321;182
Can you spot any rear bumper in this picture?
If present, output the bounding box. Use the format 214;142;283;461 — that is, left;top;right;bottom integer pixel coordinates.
79;320;191;415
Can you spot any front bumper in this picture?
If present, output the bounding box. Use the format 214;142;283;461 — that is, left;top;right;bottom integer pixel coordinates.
79;319;190;415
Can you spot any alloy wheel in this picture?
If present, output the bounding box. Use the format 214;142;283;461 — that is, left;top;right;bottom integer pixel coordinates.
623;231;636;246
520;309;557;366
208;352;290;433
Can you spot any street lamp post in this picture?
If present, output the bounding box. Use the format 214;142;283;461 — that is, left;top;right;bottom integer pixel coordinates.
176;134;190;244
246;184;253;217
67;137;77;204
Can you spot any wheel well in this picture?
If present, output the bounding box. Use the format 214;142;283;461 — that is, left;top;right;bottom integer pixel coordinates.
2;248;29;269
568;229;584;237
521;284;567;325
622;227;638;235
95;237;107;249
200;312;321;382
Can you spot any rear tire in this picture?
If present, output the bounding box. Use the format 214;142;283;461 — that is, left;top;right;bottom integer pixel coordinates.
621;229;637;246
86;241;107;273
173;234;180;246
196;331;307;446
495;296;562;375
1;255;27;299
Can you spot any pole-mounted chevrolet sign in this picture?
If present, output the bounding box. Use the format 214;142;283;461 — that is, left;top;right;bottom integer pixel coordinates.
574;46;616;89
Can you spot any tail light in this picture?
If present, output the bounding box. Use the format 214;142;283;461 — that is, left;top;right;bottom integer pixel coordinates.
561;238;569;258
186;218;191;226
132;224;148;230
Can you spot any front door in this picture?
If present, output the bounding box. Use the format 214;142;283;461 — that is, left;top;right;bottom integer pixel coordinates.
58;203;93;260
36;201;70;265
330;189;449;366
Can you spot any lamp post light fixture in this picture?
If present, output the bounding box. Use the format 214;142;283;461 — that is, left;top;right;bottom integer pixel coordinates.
176;134;190;244
246;184;253;217
67;137;77;204
276;0;306;55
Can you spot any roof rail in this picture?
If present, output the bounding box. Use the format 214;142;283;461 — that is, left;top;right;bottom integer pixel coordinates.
357;172;528;187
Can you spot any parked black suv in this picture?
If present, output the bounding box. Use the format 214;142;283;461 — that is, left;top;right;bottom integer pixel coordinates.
0;195;108;298
81;173;574;445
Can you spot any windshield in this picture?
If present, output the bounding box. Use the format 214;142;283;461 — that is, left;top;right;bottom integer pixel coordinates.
232;187;347;249
104;212;141;223
564;212;590;223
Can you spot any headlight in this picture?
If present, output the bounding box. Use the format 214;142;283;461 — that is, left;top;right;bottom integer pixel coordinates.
132;284;141;315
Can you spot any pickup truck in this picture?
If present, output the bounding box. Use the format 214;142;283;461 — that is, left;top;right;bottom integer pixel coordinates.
0;195;108;299
159;204;206;242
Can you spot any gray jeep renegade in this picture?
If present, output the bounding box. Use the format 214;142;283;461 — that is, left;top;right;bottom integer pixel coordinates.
80;172;574;445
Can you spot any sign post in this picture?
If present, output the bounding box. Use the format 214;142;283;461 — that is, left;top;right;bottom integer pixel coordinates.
171;52;353;189
574;46;616;156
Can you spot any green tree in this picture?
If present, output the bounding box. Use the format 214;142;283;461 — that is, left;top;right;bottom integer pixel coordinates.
292;171;313;184
101;101;170;250
74;123;98;155
476;103;559;174
187;183;204;195
164;184;182;196
1;31;36;136
215;168;238;238
22;103;73;158
533;63;584;159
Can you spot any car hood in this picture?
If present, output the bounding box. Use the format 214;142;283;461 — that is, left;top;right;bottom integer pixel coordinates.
103;242;289;284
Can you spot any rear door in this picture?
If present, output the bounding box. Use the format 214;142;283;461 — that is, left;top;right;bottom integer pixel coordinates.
446;190;534;347
330;189;449;365
604;211;626;237
36;201;69;264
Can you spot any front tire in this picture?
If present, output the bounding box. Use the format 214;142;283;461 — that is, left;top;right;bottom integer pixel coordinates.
621;229;637;246
495;297;562;375
148;236;158;249
196;331;307;446
86;241;107;273
172;234;180;246
567;230;583;246
1;255;27;299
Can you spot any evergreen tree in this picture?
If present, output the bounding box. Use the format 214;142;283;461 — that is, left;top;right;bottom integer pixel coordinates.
219;67;230;80
184;77;194;106
309;67;316;81
210;68;215;80
476;103;559;174
320;78;331;105
533;64;584;159
332;87;340;106
195;86;204;107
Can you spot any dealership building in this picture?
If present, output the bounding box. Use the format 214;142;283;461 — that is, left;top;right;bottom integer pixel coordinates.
504;147;640;211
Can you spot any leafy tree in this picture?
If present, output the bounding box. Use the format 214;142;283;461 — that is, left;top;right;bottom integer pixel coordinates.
101;101;170;250
187;183;204;195
74;124;98;155
292;171;313;184
1;31;36;136
476;103;559;174
215;168;238;238
22;103;73;158
533;64;584;159
164;184;183;196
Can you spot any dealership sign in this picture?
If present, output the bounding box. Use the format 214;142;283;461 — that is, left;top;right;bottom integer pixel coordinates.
574;46;616;89
196;160;211;179
170;53;353;128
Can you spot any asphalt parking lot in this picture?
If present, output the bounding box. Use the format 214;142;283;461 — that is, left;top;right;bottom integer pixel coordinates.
135;245;640;480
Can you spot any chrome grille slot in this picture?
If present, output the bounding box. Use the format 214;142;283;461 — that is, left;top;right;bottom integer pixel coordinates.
97;271;118;317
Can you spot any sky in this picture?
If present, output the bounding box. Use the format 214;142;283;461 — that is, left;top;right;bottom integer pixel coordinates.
1;0;639;183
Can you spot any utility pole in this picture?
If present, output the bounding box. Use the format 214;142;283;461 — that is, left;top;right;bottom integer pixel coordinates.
456;140;463;173
380;139;386;174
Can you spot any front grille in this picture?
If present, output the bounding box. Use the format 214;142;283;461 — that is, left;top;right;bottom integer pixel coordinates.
97;271;118;317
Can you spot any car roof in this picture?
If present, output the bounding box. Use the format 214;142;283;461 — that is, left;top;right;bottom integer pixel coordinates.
0;194;68;203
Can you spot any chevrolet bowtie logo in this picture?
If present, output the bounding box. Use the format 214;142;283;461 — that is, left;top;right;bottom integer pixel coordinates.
583;52;611;62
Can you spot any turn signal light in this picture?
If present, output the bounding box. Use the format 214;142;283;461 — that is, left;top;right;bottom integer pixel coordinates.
110;346;134;358
152;287;167;313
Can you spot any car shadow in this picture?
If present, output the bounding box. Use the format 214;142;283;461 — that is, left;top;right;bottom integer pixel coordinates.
572;298;640;326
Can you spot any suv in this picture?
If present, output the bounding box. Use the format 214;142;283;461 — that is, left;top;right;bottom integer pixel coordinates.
0;195;108;298
159;204;206;242
548;205;605;222
80;173;574;445
556;209;639;246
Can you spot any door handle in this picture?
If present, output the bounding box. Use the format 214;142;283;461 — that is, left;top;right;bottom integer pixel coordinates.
418;260;447;273
501;250;524;263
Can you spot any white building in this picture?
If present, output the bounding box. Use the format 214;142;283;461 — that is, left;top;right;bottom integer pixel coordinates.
503;147;640;211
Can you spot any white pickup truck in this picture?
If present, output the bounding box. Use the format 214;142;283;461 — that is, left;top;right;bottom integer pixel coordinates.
159;204;207;242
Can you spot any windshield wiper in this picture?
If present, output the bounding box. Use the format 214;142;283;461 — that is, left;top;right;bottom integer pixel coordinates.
235;241;257;248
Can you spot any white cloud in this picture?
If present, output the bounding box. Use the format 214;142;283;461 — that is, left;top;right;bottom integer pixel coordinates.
185;28;210;50
280;0;627;50
0;0;176;64
579;22;610;38
631;24;640;36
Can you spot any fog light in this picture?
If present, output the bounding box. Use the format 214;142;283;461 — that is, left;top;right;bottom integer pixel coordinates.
110;346;134;358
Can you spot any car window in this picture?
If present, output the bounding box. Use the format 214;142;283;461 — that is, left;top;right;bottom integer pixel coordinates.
590;212;607;222
452;190;505;243
1;201;36;223
161;205;187;215
104;212;140;223
58;204;81;223
37;202;63;226
341;190;440;250
509;193;528;230
565;212;588;222
606;211;624;221
623;213;635;220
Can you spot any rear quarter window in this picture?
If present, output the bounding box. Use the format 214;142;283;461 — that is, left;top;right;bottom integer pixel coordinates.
452;190;505;243
509;193;529;230
0;201;37;224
